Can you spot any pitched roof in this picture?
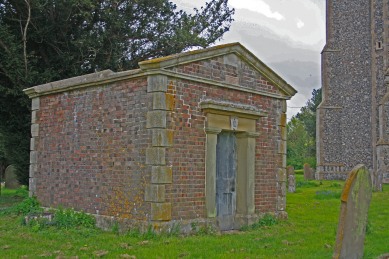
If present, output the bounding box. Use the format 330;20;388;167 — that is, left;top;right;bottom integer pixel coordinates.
24;42;297;99
139;42;297;97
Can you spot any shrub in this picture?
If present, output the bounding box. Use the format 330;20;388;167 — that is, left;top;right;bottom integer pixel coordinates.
0;196;42;216
53;208;95;229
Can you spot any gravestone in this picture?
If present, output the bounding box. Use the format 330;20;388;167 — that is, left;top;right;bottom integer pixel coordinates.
4;165;20;189
287;165;295;178
288;174;296;193
333;164;373;259
303;163;314;180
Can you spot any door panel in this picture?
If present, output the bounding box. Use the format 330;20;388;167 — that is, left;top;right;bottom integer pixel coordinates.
216;131;237;230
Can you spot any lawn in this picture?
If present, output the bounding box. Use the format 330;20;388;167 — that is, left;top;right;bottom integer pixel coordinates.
0;178;388;258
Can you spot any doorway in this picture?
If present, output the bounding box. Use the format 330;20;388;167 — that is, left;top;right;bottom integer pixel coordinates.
216;131;237;230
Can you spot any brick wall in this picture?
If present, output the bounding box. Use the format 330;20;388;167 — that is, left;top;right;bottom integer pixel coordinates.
35;78;152;219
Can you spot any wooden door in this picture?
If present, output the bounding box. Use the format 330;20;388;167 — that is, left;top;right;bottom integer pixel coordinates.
216;131;237;230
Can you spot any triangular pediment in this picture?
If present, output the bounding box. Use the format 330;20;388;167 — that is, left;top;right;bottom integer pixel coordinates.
139;43;297;98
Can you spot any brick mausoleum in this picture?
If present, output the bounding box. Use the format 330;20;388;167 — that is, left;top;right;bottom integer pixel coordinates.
25;43;296;231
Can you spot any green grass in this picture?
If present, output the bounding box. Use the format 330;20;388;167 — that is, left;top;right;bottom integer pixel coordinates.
0;183;388;258
294;169;304;175
0;187;27;210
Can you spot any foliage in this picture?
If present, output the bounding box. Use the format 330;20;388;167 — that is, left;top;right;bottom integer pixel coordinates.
0;132;8;180
296;88;322;139
25;208;96;232
287;117;315;169
0;196;42;216
0;0;235;185
0;183;388;258
287;88;322;169
241;213;278;231
52;207;96;229
197;224;216;235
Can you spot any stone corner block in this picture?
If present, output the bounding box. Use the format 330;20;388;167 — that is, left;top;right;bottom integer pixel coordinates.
145;184;166;202
29;178;36;195
152;92;175;111
277;140;287;154
31;111;37;124
147;75;168;93
277;154;287;168
146;111;167;129
30;151;38;164
278;113;287;127
277;195;286;211
30;138;36;151
281;100;287;113
151;203;172;221
152;129;174;147
277;168;287;182
31;124;39;137
146;148;166;165
151;166;173;184
29;164;38;178
152;92;167;110
280;125;287;140
277;181;287;196
31;97;40;111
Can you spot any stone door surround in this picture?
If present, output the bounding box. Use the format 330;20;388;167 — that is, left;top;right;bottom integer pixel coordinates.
200;100;266;225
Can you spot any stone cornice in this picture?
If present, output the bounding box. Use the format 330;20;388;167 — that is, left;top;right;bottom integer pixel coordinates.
23;69;143;98
24;43;296;100
200;100;267;119
24;68;292;101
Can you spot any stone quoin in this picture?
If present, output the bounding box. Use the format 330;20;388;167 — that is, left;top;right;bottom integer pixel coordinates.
24;43;296;231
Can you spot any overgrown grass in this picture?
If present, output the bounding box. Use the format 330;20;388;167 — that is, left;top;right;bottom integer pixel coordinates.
294;169;303;175
315;190;342;200
241;214;278;231
295;174;320;188
0;183;388;258
0;186;28;209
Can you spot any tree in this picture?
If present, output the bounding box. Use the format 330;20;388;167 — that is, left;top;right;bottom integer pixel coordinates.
295;88;322;139
0;0;235;185
0;132;9;183
287;88;322;169
286;117;315;169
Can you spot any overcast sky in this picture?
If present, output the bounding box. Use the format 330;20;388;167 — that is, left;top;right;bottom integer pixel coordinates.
172;0;326;118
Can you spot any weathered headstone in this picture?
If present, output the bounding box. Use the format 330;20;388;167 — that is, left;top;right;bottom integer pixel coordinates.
288;174;296;193
303;163;314;180
287;165;295;177
333;164;373;259
4;165;20;189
